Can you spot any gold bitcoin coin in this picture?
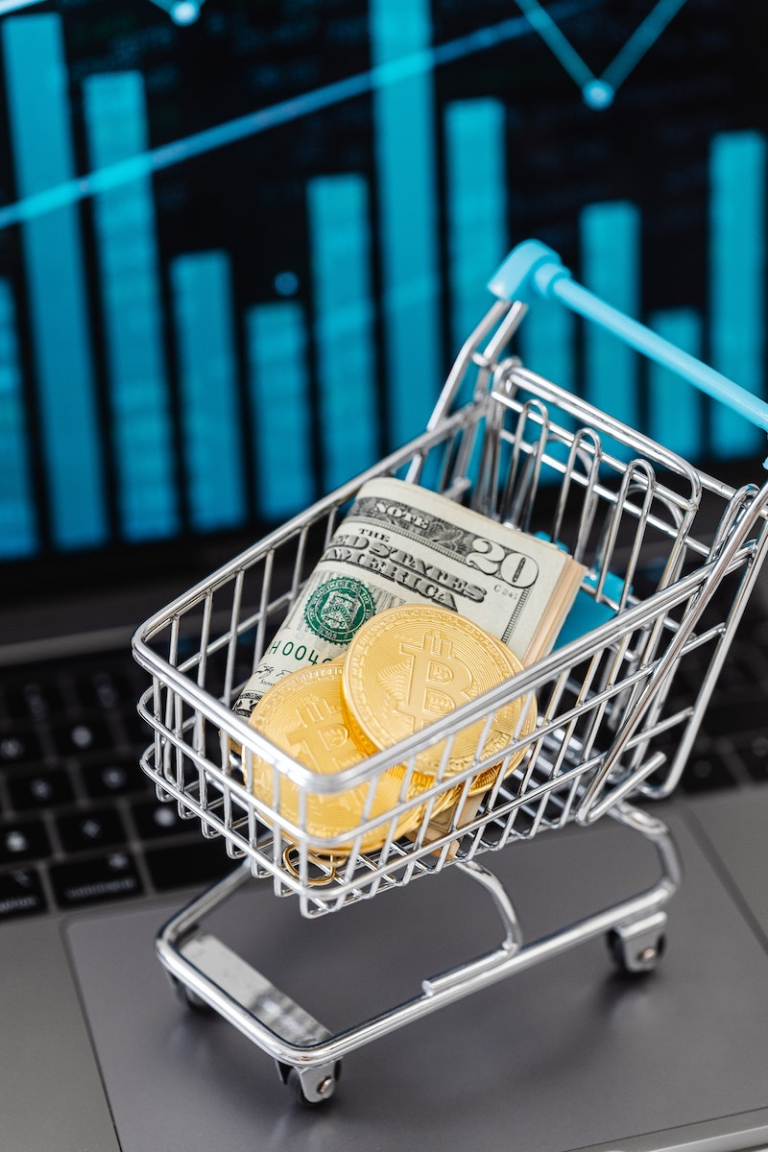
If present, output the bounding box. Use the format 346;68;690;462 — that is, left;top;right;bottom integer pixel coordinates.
342;605;530;778
247;662;444;855
466;690;538;795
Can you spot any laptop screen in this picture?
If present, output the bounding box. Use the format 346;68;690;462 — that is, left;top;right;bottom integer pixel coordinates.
0;0;765;600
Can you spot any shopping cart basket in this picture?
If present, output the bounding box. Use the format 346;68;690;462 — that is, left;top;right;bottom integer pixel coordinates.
132;239;768;1104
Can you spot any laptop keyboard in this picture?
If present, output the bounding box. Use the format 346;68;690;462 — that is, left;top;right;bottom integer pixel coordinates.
0;651;234;921
1;585;767;923
665;591;768;792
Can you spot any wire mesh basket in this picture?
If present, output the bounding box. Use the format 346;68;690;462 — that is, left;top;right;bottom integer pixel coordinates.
132;239;768;1103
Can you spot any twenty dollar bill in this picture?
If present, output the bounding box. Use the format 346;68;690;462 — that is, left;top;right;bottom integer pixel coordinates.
232;477;585;720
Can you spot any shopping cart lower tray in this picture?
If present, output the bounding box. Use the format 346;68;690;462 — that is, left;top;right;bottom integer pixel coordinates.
132;240;768;1104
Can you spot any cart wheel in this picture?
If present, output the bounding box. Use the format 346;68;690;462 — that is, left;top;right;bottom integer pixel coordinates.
168;973;212;1013
277;1061;342;1106
607;928;666;975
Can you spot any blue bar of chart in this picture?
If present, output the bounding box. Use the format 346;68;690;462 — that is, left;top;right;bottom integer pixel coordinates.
246;302;314;520
170;252;246;531
647;308;702;459
307;175;379;492
445;98;507;352
709;131;766;458
2;4;768;569
370;0;442;448
518;296;576;396
2;14;106;549
516;296;576;487
83;71;178;542
0;279;36;557
580;200;640;431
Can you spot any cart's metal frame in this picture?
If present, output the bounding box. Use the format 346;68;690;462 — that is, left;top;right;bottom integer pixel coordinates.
156;800;678;1103
132;241;768;1103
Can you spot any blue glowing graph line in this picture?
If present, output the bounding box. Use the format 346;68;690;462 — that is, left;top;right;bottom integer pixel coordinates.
513;0;689;107
0;0;48;15
0;0;605;232
148;0;181;13
147;0;206;27
600;0;689;89
513;0;594;89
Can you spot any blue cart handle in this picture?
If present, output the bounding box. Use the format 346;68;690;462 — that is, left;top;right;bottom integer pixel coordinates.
488;239;768;466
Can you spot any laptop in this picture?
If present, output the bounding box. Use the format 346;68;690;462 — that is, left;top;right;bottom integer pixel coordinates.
2;538;768;1152
3;353;768;1152
2;1;768;1148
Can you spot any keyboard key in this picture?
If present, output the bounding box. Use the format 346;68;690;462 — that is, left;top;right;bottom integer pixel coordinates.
6;679;63;722
733;734;768;782
145;839;231;892
0;868;47;920
0;819;51;865
8;770;75;812
123;710;153;748
82;757;146;800
52;718;114;758
716;657;755;691
131;799;188;841
681;752;736;793
50;851;143;908
702;698;765;737
0;730;44;767
78;669;132;712
57;808;127;854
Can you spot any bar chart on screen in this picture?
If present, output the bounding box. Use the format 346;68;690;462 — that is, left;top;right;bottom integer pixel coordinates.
0;1;765;563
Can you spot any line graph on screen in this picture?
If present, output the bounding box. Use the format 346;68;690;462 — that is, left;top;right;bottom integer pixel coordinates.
513;0;689;108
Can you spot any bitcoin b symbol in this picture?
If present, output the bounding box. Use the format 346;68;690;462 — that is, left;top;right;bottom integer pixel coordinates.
288;696;357;771
396;629;474;731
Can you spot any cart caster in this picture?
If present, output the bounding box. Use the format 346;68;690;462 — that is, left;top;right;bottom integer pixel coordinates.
168;973;212;1013
607;913;667;975
276;1060;342;1106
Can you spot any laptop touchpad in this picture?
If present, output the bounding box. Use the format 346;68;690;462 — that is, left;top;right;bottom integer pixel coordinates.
66;811;768;1152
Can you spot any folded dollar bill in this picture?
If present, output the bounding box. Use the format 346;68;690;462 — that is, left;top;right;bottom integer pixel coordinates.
233;477;586;723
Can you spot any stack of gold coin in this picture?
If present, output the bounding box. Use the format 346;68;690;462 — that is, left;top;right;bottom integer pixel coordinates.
246;605;536;864
246;662;448;856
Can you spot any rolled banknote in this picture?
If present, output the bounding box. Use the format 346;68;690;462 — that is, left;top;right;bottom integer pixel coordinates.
232;477;585;721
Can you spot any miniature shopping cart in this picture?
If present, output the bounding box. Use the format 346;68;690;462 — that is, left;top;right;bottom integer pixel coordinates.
132;240;768;1105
